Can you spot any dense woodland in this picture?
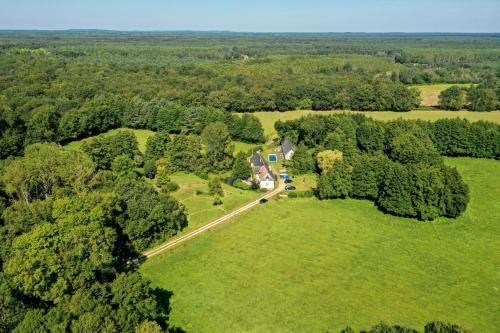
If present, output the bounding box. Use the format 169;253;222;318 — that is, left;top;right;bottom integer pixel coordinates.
1;32;500;158
277;114;499;220
0;32;499;332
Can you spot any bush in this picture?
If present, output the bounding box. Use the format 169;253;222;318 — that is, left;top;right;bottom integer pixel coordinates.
208;177;224;196
232;179;252;190
143;159;157;179
287;190;314;198
213;195;223;206
164;181;179;193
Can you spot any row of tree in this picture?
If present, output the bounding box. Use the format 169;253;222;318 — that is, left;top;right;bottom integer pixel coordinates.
277;114;500;160
338;321;472;333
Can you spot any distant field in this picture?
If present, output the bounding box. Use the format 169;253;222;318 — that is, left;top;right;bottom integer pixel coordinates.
170;173;260;232
64;128;155;153
248;110;500;138
141;157;500;333
413;83;473;106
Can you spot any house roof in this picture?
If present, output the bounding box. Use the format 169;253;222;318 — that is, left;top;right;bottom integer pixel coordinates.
282;138;295;155
250;152;266;167
250;152;274;181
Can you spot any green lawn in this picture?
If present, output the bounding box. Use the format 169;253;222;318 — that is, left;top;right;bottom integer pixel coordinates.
248;110;500;139
64;128;155;153
141;157;500;333
233;141;261;156
169;173;261;232
289;173;317;191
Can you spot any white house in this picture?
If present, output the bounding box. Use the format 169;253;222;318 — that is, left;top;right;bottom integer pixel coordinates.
282;138;296;161
249;152;275;190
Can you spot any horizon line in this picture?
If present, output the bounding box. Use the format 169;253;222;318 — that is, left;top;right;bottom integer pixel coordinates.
0;29;499;34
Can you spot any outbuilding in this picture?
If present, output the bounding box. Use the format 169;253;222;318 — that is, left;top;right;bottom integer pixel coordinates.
281;138;296;161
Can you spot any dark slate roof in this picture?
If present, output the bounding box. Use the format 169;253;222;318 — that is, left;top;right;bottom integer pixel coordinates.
250;152;266;167
282;138;295;155
250;152;274;180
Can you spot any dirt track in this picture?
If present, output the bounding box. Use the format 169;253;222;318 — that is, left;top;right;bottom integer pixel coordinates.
142;181;285;258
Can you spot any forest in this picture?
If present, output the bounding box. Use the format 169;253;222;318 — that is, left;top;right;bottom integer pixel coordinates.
0;32;499;332
1;32;499;159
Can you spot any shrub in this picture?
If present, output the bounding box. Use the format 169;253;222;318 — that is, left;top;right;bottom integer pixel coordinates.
143;159;157;179
213;195;223;206
288;190;314;198
232;179;252;190
208;177;224;196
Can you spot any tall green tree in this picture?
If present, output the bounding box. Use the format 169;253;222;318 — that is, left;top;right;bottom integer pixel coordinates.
2;143;95;203
165;135;203;173
290;144;315;174
4;193;119;303
356;121;385;153
145;132;171;162
232;152;252;180
316;160;352;199
438;86;466;111
201;122;234;172
389;133;441;165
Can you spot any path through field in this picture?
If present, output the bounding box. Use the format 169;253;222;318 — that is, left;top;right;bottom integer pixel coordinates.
142;180;286;258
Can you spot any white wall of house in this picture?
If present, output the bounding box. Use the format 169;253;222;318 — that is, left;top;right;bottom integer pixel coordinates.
284;150;294;160
259;178;275;190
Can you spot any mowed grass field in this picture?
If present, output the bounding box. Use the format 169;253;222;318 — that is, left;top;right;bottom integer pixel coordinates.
169;173;260;232
413;83;473;107
64;128;155;153
249;110;500;138
141;157;500;333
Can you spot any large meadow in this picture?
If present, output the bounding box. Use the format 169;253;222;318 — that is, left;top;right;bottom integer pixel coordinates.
142;157;500;333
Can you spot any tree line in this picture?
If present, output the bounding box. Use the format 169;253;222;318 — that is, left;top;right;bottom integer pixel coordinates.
276;114;500;220
0;98;265;160
337;321;472;333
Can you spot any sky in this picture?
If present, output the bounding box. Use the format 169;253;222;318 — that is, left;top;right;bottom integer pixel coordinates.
1;0;499;33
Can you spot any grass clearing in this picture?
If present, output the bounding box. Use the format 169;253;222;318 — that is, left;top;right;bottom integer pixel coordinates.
413;83;473;106
249;110;500;138
169;173;261;232
289;173;317;191
141;157;500;333
64;128;155;153
233;141;261;156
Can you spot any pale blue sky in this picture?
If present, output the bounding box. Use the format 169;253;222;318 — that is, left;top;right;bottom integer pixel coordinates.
1;0;499;32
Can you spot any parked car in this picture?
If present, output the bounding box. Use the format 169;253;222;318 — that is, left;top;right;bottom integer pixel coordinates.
285;185;296;191
259;198;268;204
284;179;293;184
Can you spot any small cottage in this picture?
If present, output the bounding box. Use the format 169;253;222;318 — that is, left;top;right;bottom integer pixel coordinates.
281;138;296;161
249;152;275;190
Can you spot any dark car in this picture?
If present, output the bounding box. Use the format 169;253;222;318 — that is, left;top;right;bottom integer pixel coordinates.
259;198;268;204
284;179;293;184
285;185;296;191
